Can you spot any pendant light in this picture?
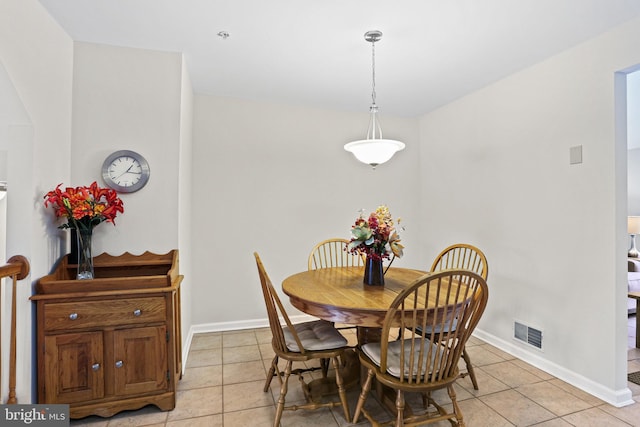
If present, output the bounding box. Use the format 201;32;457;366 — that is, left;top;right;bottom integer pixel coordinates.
344;30;405;169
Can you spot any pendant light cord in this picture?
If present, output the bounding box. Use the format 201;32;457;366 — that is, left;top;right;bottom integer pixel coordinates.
371;39;377;107
368;37;382;140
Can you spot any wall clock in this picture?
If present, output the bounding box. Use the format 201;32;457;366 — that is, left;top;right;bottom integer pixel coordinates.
101;150;150;193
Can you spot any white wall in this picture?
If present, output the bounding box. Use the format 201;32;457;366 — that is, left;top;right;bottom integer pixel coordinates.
0;14;193;399
71;42;183;256
628;70;640;150
0;0;73;404
628;70;640;214
178;58;194;359
71;42;193;363
419;16;640;406
629;148;640;215
0;62;32;405
191;95;420;327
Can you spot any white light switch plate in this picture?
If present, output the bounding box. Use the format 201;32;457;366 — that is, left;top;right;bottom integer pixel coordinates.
570;145;582;164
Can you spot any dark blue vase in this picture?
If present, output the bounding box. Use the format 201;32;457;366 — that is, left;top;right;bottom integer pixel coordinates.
364;257;384;286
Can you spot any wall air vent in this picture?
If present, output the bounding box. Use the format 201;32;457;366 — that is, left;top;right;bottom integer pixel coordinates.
514;320;543;350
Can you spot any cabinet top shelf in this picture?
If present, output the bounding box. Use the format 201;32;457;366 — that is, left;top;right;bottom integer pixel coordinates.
34;250;180;295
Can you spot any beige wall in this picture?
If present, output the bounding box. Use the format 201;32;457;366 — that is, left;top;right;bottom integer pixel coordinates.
178;58;194;354
0;0;73;404
71;42;184;255
191;95;420;327
70;41;194;366
628;70;640;215
419;15;640;405
629;148;640;215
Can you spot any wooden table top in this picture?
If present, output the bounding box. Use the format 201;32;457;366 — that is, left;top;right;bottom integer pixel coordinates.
629;291;640;299
282;267;427;328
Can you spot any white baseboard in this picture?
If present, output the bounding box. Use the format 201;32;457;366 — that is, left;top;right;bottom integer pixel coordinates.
182;314;315;373
473;329;634;408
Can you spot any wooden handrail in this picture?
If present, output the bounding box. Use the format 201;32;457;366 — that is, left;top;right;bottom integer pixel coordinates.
0;256;29;281
0;255;30;404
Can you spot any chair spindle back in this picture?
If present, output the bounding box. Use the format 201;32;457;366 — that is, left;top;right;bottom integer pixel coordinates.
379;269;488;385
308;238;364;270
431;243;488;280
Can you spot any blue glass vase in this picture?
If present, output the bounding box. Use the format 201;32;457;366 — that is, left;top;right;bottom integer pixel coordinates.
364;257;384;286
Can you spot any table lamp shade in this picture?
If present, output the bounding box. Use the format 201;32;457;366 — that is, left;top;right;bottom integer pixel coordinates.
629;217;640;235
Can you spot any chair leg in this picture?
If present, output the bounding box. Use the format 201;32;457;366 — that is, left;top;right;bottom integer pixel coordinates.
447;384;465;427
274;360;292;427
395;389;405;427
264;355;278;392
352;368;374;423
331;356;350;421
461;346;479;390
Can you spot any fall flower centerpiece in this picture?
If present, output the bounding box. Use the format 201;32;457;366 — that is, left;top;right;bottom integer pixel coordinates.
347;205;404;286
44;182;124;279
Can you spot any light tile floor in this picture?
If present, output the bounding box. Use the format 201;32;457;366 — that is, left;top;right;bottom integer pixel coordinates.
70;318;640;427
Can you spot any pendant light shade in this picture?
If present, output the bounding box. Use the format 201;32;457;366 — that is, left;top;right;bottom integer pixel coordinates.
344;138;405;167
345;30;404;168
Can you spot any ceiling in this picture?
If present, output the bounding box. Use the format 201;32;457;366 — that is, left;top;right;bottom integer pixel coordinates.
38;0;640;118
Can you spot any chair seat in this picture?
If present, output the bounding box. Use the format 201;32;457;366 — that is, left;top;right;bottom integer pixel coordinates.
284;320;348;352
415;318;459;335
361;340;443;378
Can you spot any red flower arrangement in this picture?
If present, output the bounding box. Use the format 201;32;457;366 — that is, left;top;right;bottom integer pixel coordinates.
44;182;124;231
347;205;404;262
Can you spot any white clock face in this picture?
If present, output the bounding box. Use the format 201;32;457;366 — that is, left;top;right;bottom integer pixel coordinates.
106;156;143;188
102;150;150;193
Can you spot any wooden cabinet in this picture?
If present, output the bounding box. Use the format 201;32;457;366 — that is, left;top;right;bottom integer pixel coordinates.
31;251;183;419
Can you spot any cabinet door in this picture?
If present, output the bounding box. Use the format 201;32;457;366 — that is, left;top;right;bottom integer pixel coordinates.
113;326;168;396
44;332;104;404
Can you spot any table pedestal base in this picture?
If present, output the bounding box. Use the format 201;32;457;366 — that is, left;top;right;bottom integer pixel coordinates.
357;326;382;345
304;349;360;400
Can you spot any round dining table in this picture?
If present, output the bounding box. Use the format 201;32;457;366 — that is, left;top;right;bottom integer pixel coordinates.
282;266;427;344
283;265;473;417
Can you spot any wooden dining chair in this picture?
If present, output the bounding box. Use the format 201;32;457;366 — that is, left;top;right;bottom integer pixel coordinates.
308;238;364;338
428;243;488;390
254;252;351;426
402;243;488;389
353;269;489;426
307;238;365;270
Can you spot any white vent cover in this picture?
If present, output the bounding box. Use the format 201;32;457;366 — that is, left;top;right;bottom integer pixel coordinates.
514;320;543;350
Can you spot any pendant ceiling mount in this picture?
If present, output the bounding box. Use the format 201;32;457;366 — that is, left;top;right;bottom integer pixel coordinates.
364;30;382;43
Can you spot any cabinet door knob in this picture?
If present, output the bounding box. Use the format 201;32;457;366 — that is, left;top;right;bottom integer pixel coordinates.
133;309;141;317
69;313;78;320
92;363;100;371
115;360;123;368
